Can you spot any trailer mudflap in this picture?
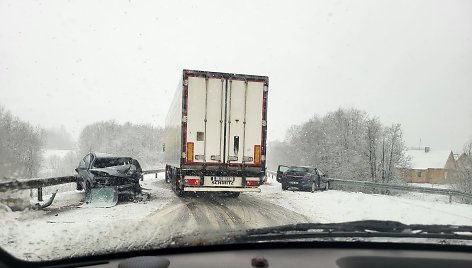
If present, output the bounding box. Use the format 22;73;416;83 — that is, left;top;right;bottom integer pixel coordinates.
183;187;261;192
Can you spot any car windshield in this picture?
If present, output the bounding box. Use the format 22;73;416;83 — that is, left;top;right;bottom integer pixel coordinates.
92;158;133;168
1;0;472;263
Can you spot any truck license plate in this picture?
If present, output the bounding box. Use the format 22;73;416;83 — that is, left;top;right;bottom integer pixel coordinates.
211;176;234;185
204;176;242;187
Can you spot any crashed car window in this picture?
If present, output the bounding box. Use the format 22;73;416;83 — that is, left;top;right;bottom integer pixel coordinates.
92;158;133;168
1;0;472;263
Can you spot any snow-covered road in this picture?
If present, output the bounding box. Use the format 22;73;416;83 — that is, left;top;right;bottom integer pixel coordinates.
0;174;307;261
1;173;472;261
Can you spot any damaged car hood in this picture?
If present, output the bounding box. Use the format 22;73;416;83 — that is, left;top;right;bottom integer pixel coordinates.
90;165;139;178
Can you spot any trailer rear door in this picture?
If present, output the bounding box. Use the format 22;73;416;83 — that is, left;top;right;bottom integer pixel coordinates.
185;74;265;166
225;79;264;166
186;76;225;164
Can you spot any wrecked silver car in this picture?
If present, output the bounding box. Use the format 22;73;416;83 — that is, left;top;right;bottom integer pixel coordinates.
75;153;145;206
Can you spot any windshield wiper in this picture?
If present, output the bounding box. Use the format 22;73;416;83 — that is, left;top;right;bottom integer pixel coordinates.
233;220;472;243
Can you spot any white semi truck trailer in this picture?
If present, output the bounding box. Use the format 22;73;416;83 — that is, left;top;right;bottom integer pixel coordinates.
164;69;268;197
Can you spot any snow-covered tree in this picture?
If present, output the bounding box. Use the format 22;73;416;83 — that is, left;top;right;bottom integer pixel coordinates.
267;108;408;183
452;140;472;194
78;121;164;169
0;106;43;180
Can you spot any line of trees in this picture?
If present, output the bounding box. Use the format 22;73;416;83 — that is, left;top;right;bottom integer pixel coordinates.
78;121;164;169
0;106;43;180
267;108;409;183
451;140;472;194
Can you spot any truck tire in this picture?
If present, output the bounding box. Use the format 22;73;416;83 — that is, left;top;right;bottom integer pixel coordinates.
175;187;185;197
174;180;185;197
165;166;171;183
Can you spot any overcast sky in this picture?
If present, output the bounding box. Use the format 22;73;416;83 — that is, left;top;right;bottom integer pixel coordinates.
1;0;471;152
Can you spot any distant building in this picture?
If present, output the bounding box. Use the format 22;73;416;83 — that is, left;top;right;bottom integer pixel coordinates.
403;147;456;184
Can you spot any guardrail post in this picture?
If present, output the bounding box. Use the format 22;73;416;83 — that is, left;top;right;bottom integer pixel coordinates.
37;187;43;201
449;193;452;204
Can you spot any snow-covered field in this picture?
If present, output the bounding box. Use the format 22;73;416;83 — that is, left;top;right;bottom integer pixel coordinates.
1;173;472;261
257;177;472;226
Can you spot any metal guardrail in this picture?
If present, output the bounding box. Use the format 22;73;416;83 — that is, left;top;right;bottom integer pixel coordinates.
267;170;472;203
0;176;78;202
142;168;165;178
267;170;276;178
0;169;166;201
328;178;472;203
0;176;78;192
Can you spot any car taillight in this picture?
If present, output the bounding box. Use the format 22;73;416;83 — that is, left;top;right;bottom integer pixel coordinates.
187;142;194;162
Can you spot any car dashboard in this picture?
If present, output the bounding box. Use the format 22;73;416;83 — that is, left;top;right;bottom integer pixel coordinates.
2;242;472;268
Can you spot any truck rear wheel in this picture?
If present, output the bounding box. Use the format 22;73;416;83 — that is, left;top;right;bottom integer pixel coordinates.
173;178;185;197
175;187;185;197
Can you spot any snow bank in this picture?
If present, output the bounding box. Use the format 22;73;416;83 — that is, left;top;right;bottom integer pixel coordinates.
257;177;472;226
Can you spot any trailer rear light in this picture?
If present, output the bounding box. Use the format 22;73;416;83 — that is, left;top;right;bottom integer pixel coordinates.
246;178;260;187
187;142;194;162
246;180;259;187
184;178;200;186
254;145;261;164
